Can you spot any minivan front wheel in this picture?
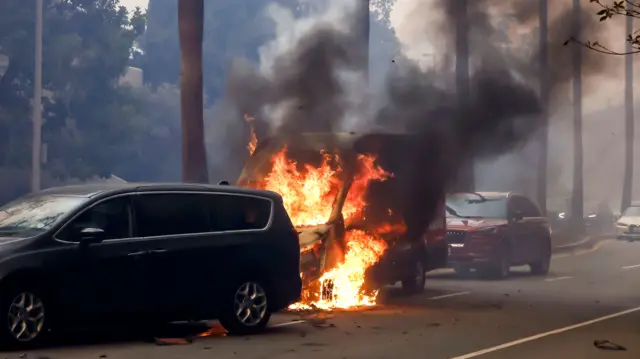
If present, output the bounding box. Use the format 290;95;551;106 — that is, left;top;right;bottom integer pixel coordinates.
219;281;271;335
0;288;47;348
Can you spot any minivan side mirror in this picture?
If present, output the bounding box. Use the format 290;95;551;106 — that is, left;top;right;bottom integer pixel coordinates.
79;227;106;245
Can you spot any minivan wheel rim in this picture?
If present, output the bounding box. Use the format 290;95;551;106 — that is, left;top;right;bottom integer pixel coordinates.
234;282;267;327
8;292;45;342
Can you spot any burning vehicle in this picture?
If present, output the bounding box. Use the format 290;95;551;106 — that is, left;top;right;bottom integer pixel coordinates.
236;132;448;309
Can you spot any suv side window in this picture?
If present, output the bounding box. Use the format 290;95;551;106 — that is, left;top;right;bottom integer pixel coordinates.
209;194;271;231
519;197;541;217
57;196;133;242
133;193;210;237
509;196;540;218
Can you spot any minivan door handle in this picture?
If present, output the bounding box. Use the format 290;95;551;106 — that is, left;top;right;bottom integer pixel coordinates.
149;249;167;254
127;250;148;257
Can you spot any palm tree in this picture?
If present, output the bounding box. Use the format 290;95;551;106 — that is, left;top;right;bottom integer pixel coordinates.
621;2;634;213
537;0;548;215
360;0;370;80
571;0;584;230
455;0;473;191
178;0;209;183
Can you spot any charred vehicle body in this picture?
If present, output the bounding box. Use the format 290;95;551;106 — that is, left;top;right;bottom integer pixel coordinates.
446;192;551;279
237;132;449;293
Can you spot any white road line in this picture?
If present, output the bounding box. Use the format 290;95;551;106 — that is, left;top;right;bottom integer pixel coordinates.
622;264;640;270
543;276;572;282
428;292;470;300
449;305;640;359
270;320;306;328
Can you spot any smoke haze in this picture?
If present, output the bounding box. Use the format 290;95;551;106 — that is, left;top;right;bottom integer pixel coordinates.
220;0;615;237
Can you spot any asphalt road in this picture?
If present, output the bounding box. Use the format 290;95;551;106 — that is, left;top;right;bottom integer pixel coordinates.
8;236;640;359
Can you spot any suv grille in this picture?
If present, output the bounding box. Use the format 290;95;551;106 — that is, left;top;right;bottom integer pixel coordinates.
446;230;467;244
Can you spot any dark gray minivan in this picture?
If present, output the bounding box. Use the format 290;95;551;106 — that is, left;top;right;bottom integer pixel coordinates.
0;183;302;348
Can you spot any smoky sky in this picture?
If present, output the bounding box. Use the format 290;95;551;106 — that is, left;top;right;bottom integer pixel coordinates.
225;0;612;239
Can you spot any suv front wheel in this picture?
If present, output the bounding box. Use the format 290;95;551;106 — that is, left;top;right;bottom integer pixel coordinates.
219;280;272;335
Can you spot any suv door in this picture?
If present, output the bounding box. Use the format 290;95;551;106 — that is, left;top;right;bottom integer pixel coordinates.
130;192;212;320
517;197;546;262
52;196;147;321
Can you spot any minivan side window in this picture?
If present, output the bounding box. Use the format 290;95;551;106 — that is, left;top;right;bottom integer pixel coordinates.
57;197;133;242
134;193;210;237
209;194;271;231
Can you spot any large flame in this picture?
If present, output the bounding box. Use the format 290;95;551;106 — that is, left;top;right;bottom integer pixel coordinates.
255;147;395;310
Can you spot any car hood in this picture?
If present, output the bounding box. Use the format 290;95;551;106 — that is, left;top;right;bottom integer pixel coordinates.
618;216;640;226
446;218;508;231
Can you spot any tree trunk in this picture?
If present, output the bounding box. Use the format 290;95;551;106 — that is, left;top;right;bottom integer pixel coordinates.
570;0;584;230
359;0;370;81
455;0;474;191
621;3;634;213
178;0;209;183
536;0;548;214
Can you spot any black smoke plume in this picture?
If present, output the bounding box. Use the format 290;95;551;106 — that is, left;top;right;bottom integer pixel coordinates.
225;0;610;240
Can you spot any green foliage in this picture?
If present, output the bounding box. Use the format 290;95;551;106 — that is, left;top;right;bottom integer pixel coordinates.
577;0;640;54
0;0;183;185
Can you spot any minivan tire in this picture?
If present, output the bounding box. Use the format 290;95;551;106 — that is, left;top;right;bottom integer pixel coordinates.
218;279;272;335
0;285;49;349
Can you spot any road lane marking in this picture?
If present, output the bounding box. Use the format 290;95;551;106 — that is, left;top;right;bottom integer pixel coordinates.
270;320;306;328
428;292;470;300
449;305;640;359
543;276;572;282
622;264;640;270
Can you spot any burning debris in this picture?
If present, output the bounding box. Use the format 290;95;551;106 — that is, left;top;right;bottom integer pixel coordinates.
244;114;258;156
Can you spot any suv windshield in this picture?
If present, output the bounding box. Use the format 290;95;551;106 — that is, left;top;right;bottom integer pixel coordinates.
0;195;87;236
623;206;640;217
446;194;507;219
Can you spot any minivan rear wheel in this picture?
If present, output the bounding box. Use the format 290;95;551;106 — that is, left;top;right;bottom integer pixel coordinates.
0;286;48;349
219;280;272;335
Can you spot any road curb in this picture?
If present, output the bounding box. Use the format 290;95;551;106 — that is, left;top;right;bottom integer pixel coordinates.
552;234;611;253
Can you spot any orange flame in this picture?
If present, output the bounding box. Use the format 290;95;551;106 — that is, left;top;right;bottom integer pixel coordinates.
244;114;258;156
255;147;394;310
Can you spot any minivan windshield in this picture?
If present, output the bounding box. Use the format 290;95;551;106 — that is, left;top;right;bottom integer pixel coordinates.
0;195;87;236
446;194;507;219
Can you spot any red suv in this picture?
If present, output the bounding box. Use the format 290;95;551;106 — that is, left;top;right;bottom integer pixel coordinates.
445;192;551;279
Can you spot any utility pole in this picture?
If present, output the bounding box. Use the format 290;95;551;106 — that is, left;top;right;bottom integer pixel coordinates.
622;1;634;212
571;0;584;228
455;0;473;191
31;0;43;192
537;0;549;214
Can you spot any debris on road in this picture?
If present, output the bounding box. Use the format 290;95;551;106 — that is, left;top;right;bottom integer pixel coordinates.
594;340;627;351
301;311;336;328
154;337;193;346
